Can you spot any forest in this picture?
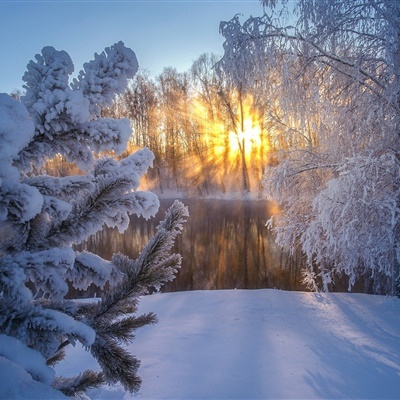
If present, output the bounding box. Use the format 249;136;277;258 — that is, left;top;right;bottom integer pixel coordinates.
100;56;270;196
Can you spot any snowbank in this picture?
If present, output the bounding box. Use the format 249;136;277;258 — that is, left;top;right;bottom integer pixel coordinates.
56;289;400;399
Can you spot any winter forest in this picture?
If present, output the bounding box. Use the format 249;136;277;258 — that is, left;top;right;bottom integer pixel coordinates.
0;0;399;399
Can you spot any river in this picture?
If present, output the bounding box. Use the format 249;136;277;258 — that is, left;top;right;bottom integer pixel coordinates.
75;198;306;294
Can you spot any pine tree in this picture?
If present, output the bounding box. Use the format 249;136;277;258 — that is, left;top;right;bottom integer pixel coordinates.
0;42;188;398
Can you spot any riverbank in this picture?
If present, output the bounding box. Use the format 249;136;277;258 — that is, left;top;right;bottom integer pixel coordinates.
142;185;268;201
56;289;400;399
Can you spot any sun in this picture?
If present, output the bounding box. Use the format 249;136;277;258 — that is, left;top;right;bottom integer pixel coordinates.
228;113;263;161
191;91;267;163
218;92;265;165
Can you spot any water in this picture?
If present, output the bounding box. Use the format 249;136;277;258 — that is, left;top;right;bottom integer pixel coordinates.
76;199;306;293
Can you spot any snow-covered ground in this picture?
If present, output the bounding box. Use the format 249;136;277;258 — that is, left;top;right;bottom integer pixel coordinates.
54;289;400;399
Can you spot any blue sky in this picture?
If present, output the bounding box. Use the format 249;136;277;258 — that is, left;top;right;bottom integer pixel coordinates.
0;0;264;94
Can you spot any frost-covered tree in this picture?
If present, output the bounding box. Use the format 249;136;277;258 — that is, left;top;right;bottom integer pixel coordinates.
216;0;400;293
0;42;188;398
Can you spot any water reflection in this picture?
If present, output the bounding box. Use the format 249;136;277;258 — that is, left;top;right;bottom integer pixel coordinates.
75;199;306;293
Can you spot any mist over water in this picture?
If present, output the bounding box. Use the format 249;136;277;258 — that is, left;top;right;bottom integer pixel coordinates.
75;199;306;294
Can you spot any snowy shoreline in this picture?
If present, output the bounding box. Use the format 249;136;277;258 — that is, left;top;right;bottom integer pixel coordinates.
55;289;400;399
146;188;268;202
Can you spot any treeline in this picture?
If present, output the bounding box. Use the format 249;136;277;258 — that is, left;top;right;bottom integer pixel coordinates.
102;53;273;196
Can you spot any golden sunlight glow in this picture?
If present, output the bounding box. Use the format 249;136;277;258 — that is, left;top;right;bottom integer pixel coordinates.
215;92;265;163
228;113;263;160
188;90;269;192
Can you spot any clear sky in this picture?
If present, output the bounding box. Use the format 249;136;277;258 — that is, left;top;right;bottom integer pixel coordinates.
0;0;265;94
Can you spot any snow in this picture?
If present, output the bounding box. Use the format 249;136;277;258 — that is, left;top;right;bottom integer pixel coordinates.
0;93;34;164
0;335;66;399
1;247;76;302
0;356;66;400
82;117;131;155
0;93;44;222
0;334;55;384
71;41;139;116
53;289;400;399
73;251;115;290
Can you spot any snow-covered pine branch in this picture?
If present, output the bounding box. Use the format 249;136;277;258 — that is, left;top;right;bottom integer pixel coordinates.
17;42;136;171
83;200;189;393
0;42;188;398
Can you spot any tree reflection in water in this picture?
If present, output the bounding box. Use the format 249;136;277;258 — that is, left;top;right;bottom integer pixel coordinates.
74;199;306;295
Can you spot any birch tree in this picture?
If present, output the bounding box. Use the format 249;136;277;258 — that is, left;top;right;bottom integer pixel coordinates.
217;0;400;293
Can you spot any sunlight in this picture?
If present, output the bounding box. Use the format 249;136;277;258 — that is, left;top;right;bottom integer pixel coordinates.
228;113;263;161
187;91;269;191
196;91;266;163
